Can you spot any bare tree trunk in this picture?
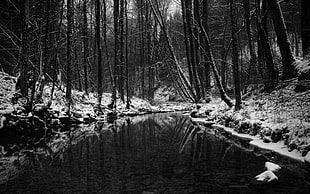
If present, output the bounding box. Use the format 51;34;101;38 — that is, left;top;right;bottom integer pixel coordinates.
90;0;95;90
193;0;204;99
119;0;125;102
83;0;89;94
220;9;229;93
102;0;115;107
50;0;64;101
259;24;278;90
95;0;103;109
181;0;194;88
146;0;153;100
243;0;257;88
202;0;211;96
229;0;242;110
66;0;73;104
39;0;51;96
255;0;265;81
74;33;82;91
73;13;81;91
269;0;296;80
125;0;130;109
18;0;30;98
113;0;120;110
294;32;299;57
150;14;159;100
184;0;201;102
257;0;278;91
140;0;145;99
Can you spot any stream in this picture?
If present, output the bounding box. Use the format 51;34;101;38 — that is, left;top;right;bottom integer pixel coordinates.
1;113;309;194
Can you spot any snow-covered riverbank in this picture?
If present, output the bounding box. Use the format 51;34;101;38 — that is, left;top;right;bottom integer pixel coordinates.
190;81;310;163
192;117;305;162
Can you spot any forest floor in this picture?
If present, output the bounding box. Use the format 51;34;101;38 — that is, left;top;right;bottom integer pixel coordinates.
0;71;192;122
191;81;310;163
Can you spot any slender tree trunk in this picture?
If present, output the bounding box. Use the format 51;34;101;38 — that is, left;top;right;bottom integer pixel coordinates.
74;36;81;91
294;32;299;57
230;0;242;110
257;0;278;91
95;0;103;108
220;10;229;92
140;0;145;99
73;14;80;91
256;0;265;81
66;0;73;103
181;0;194;88
259;24;278;90
18;0;30;98
184;0;201;102
269;0;295;80
202;0;211;96
193;0;204;99
146;1;152;100
113;0;120;109
51;0;64;101
40;0;50;96
243;0;257;87
150;14;159;100
83;0;89;94
125;0;130;109
91;0;97;91
102;0;115;104
119;0;125;102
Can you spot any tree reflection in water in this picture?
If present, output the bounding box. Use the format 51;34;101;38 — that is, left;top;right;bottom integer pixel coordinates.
1;113;309;194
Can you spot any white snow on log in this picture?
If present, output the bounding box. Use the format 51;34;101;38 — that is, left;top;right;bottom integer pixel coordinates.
265;162;281;172
250;138;304;162
255;170;278;183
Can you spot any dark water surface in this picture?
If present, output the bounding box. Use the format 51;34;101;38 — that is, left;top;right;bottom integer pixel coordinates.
1;113;309;194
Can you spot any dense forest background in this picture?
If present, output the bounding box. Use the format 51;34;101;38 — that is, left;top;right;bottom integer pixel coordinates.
0;0;309;110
